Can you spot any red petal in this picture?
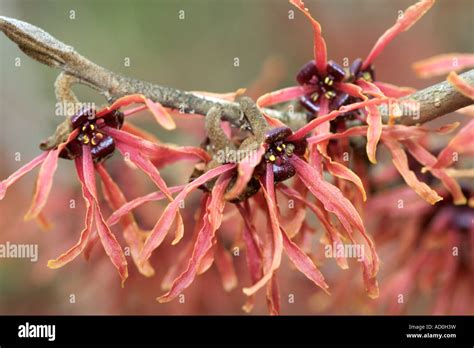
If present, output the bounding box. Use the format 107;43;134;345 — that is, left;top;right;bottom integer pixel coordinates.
290;0;328;75
237;202;263;312
382;138;443;205
242;166;283;296
24;149;61;220
144;98;176;130
82;146;128;286
157;172;232;303
266;274;280;315
374;81;416;97
447;71;474;100
334;82;366;99
288;97;390;141
279;184;348;269
139;163;236;264
0;152;47;200
366;103;383;164
47;157;94;269
291;155;378;277
97;164;155;277
432;120;474;169
224;145;266;200
103;126;210;166
402;139;466;205
413;53;474;78
362;0;435;68
356;79;385;98
282;227;330;294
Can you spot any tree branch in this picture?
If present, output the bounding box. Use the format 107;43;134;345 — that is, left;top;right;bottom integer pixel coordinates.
1;15;472;143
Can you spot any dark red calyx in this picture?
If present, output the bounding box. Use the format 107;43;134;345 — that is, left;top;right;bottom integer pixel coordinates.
296;60;318;85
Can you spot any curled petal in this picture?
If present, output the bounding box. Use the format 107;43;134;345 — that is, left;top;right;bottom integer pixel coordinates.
374;81;416;97
333;82;366;99
157;172;232;303
224;145;266;200
243;166;283;296
413;53;474;78
266;274;280;315
237;203;263;312
356;79;385;98
291;155;378;277
432;120;474;169
140;163;236;264
24;149;61;221
47;157;93;269
382;138;442;205
447;71;474;100
281;227;329;294
82;146;128;286
290;0;328;75
0;152;48;200
402;139;466;205
144;98;176;130
279;184;348;269
362;0;435;69
322;153;367;201
97;164;155;276
365;103;383;164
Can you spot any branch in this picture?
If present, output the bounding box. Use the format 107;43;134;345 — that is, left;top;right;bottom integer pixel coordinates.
1;15;472;142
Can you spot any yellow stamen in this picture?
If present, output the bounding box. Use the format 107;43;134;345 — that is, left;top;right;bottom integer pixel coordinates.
82;135;90;144
91;138;97;146
82;125;87;131
362;72;372;81
281;144;286;148
276;146;282;152
269;154;276;162
90;124;95;130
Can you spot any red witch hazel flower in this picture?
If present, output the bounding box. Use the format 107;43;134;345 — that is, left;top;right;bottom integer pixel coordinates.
263;0;434;165
109;97;379;313
369;183;474;314
0;94;209;285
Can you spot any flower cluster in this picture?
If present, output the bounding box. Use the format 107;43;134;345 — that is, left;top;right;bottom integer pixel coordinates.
1;0;472;315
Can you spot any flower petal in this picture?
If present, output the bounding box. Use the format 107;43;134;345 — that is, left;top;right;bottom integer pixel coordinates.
290;0;328;75
432;120;474;169
288;97;390;141
157;171;232;303
242;166;283;296
24;149;61;221
281;227;330;294
139;163;236;264
382;138;443;204
103;126;210;166
401;139;466;205
144;98;176;130
362;0;435;69
0;152;48;200
237;202;263;312
47;157;94;269
374;81;416;97
82;146;128;286
96;164;155;277
366;103;383;164
413;53;474;78
447;71;474;100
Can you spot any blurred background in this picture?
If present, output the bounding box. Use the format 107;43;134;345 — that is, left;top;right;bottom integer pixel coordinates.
0;0;472;314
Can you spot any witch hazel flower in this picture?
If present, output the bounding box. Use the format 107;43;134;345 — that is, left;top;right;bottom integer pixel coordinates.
0;94;209;284
368;183;474;314
272;0;435;164
109;97;379;313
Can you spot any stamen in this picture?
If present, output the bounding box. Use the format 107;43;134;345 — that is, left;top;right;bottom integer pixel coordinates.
269;154;276;162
